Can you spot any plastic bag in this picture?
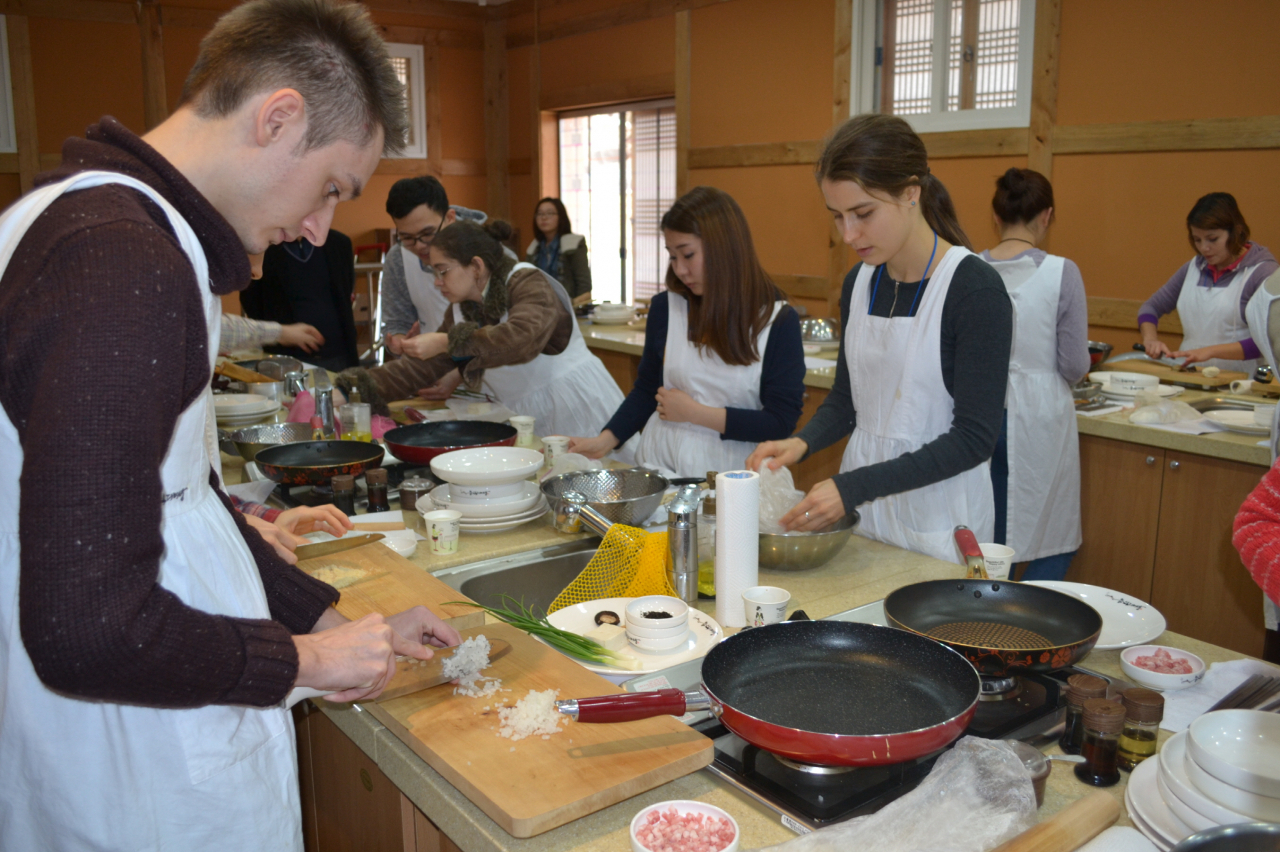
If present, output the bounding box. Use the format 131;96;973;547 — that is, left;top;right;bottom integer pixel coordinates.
758;464;805;535
1128;396;1201;424
543;452;603;481
757;738;1037;852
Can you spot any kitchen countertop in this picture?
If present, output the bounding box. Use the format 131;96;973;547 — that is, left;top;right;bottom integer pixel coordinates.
308;527;1267;852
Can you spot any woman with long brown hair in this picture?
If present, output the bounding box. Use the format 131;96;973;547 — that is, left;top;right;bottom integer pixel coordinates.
746;114;1012;562
570;186;805;476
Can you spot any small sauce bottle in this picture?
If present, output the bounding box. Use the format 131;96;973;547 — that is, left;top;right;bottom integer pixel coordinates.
331;475;357;516
364;468;391;513
1059;673;1108;755
1074;698;1126;787
398;477;433;533
1118;687;1164;771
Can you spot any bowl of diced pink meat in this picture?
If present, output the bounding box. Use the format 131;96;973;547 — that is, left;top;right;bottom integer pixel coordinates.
630;801;739;852
1120;645;1206;691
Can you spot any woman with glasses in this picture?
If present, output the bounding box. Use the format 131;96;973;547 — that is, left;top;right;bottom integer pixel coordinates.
336;220;628;441
526;197;592;306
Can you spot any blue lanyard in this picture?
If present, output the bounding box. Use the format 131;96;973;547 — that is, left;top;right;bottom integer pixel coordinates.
868;231;938;317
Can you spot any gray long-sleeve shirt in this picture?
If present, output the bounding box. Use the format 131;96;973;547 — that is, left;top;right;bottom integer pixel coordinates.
979;248;1090;384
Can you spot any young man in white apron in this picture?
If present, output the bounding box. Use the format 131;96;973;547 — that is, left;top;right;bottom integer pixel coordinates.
0;3;457;848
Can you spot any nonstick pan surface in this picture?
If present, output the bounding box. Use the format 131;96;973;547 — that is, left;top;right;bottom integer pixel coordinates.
254;440;385;486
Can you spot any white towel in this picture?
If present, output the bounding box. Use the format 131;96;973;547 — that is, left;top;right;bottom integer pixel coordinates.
1159;657;1280;731
1078;827;1159;852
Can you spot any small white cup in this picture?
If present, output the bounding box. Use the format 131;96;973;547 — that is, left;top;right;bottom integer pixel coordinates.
509;415;536;447
423;509;462;555
978;543;1016;580
743;586;791;627
542;435;570;467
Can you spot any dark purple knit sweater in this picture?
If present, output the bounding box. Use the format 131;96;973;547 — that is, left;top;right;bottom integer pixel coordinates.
0;118;339;708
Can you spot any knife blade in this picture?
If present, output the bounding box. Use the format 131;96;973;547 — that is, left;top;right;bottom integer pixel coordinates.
294;533;386;561
375;638;513;702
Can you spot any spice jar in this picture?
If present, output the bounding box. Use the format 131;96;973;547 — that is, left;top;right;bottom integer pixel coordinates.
331;475;357;516
1059;673;1108;755
1074;698;1125;787
364;468;391;513
399;477;433;533
1118;687;1164;771
697;471;717;599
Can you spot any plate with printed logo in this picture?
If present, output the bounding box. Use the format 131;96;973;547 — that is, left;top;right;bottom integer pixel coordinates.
1025;581;1166;650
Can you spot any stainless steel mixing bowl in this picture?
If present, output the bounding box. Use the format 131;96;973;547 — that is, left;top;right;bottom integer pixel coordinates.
758;512;859;571
540;468;669;527
228;422;314;462
800;317;839;343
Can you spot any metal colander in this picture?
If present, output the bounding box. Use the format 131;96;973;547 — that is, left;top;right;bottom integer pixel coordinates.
540;468;668;527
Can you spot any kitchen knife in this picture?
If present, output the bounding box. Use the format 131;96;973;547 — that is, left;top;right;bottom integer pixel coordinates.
375;638;513;702
294;533;385;561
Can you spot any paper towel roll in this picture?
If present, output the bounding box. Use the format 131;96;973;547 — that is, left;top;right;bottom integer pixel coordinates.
1231;379;1253;394
715;470;759;628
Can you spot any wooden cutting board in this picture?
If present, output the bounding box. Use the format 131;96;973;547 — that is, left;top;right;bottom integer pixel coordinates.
363;622;713;838
296;539;483;630
1094;360;1248;389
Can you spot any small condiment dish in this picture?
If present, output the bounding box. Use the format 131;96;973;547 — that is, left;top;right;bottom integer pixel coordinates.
625;596;689;629
1187;710;1280;799
1120;645;1205;691
624;620;689;640
626;631;690;654
630;800;739;852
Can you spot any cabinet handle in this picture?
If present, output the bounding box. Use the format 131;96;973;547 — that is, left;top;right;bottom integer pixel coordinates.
1145;456;1156;466
1169;460;1180;471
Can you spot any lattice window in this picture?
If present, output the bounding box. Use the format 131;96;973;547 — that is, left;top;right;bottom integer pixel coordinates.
385;44;426;159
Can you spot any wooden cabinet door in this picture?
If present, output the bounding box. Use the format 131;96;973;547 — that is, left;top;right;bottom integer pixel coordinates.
1151;451;1266;657
306;710;411;852
1071;436;1163;599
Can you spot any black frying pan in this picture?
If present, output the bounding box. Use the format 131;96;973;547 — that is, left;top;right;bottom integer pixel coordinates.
382;421;517;465
559;620;980;766
254;440;385;486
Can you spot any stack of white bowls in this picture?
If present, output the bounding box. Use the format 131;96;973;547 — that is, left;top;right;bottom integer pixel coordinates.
426;446;548;532
592;303;634;325
214;392;281;427
624;596;690;655
1133;710;1280;851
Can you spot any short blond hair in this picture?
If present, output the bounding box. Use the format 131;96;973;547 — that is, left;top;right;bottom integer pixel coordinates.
179;0;407;156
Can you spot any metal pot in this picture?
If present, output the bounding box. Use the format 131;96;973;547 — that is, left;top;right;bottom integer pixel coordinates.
228;422;314;462
1087;340;1113;366
758;513;859;570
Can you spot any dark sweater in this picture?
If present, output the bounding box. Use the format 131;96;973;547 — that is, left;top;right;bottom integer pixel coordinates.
796;255;1012;512
604;291;806;444
0;117;338;708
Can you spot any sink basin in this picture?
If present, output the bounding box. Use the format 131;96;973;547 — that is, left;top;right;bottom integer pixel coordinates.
433;540;598;613
1186;397;1256;413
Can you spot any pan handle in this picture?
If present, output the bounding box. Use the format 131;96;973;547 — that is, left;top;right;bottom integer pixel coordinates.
556;689;711;723
954;525;989;580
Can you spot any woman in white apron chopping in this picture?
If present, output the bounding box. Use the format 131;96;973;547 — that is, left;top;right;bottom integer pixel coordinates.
339;219;626;440
980;168;1090;580
568;187;806;477
746;114;1012;563
1139;193;1277;372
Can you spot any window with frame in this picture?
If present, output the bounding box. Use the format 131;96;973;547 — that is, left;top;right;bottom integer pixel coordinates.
851;0;1035;134
0;17;16;154
385;43;426;159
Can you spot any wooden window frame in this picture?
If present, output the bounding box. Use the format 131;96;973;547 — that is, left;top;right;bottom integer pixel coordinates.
385;42;427;160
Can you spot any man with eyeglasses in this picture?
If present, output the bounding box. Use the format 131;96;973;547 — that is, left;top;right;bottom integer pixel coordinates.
381;176;513;368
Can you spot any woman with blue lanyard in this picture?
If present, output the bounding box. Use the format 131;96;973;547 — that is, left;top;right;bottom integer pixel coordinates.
746;114;1012;562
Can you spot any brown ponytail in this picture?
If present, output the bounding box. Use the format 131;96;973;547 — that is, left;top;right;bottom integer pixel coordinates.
815;113;971;250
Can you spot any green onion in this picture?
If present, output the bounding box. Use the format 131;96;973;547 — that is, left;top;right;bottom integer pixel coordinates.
444;596;642;670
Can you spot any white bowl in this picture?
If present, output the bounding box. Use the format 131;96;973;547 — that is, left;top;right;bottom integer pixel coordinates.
1156;769;1218;833
445;481;526;503
624;619;690;640
627;630;690;653
630;800;739;852
1105;371;1160;392
430;447;544;486
1254;404;1277;427
380;535;417;558
1184;747;1280;821
626;596;689;629
429;482;541;518
1159;731;1255;827
1120;645;1206;691
1188;710;1280;799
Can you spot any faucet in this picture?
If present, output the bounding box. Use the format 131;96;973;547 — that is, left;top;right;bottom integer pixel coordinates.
310;368;336;439
666;484;703;604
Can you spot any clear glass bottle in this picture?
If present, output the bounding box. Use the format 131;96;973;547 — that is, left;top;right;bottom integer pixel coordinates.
398;477;433;533
1118;687;1164;771
364;467;391;513
1074;698;1125;787
697;472;717;599
1059;673;1108;755
331;474;357;516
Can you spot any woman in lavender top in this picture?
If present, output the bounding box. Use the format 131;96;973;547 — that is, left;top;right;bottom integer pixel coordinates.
1139;193;1277;372
980;168;1089;581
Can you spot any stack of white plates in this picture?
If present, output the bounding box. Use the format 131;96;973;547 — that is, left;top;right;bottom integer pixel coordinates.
591;303;634;325
1088;371;1183;403
428;447;548;532
1132;711;1280;850
214;393;281;427
424;484;549;532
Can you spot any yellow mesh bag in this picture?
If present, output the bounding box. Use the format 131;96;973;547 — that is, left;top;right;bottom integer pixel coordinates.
547;525;674;612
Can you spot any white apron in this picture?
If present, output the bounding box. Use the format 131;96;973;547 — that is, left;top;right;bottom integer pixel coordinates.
0;172;300;851
841;246;995;562
635;293;785;478
455;263;627;440
992;254;1082;560
1245;276;1280;632
401;243;450;333
1177;258;1261;372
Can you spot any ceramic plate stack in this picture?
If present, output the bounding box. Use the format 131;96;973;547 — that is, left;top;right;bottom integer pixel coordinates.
1133;711;1280;851
214;393;281;427
428;446;548;533
1088;371;1183;403
591;303;634;325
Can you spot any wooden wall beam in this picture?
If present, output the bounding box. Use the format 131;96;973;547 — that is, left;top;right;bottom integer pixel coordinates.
139;0;167;130
376;158;487;177
373;23;483;50
688;140;820;170
160;4;220;29
540;72;673;111
1026;0;1061;177
829;0;854;305
772;273;831;301
424;40;443;171
1088;296;1182;336
529;6;541;205
674;9;690;196
483;17;510;219
7;15;38;194
0;0;132;24
1055;116;1280;155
